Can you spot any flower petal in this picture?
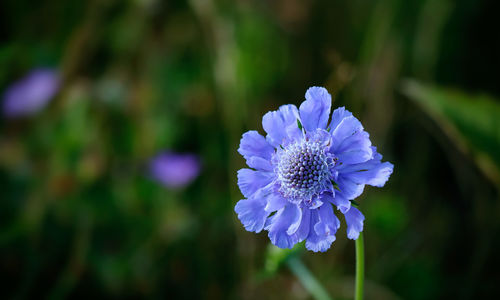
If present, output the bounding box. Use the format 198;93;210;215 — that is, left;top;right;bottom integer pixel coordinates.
280;104;303;142
328;106;353;132
262;104;302;147
306;128;332;147
234;198;268;233
337;150;373;165
293;207;311;242
299;87;332;132
264;192;288;212
305;210;336;252
315;203;340;236
334;131;373;164
247;156;273;172
346;161;394;187
237;168;274;198
238;130;275;160
286;205;303;235
265;204;301;249
344;206;365;240
336;175;365;200
322;192;351;213
331;116;363;146
337;147;394;187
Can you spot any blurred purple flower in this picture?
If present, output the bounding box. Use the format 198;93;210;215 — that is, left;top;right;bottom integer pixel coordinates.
150;152;201;189
3;68;60;118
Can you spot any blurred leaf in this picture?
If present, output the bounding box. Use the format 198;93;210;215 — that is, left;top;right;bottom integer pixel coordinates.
402;80;500;187
235;12;289;95
365;194;408;239
390;257;439;300
263;242;302;277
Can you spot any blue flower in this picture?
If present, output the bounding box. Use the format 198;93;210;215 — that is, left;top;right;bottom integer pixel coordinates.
2;68;60;118
149;152;201;189
235;87;393;252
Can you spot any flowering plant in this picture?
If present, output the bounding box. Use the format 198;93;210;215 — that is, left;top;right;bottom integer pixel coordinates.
235;87;393;252
3;68;60;118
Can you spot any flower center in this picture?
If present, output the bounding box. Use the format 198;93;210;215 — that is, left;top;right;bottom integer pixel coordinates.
276;140;332;203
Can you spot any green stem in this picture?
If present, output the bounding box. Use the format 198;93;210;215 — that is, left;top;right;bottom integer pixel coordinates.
287;256;332;300
355;233;365;300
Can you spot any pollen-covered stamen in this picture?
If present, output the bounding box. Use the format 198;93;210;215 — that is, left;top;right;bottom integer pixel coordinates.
276;139;334;203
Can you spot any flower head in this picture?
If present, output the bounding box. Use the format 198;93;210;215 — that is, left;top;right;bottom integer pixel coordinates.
3;68;60;118
149;152;201;189
235;87;393;252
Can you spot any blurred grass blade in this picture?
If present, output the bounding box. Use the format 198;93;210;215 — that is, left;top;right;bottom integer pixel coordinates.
262;244;332;300
287;257;333;300
401;80;500;186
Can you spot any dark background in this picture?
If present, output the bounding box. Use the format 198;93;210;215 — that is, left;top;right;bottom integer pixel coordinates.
1;0;499;299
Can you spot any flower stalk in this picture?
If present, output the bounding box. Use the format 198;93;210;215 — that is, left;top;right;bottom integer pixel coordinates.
355;233;364;300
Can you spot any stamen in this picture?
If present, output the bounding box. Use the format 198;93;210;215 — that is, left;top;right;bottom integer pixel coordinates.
276;138;334;204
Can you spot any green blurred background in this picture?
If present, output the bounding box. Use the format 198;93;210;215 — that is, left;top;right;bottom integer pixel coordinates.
1;0;500;299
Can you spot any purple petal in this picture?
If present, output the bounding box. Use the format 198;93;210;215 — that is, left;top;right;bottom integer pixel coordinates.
305;128;332;148
331;116;363;146
305;210;336;252
299;87;332;132
149;152;201;188
345;161;394;187
334;131;373;164
235;198;269;233
307;195;324;209
3;68;60;118
237;168;275;198
293;207;312;242
262;104;302;147
335;175;365;200
280;104;303;141
264;192;288;212
344;206;365;240
265;204;301;249
238;130;275;161
322;192;351;214
315;203;340;236
247;156;273;172
337;147;394;187
328;106;353;132
286;205;303;235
